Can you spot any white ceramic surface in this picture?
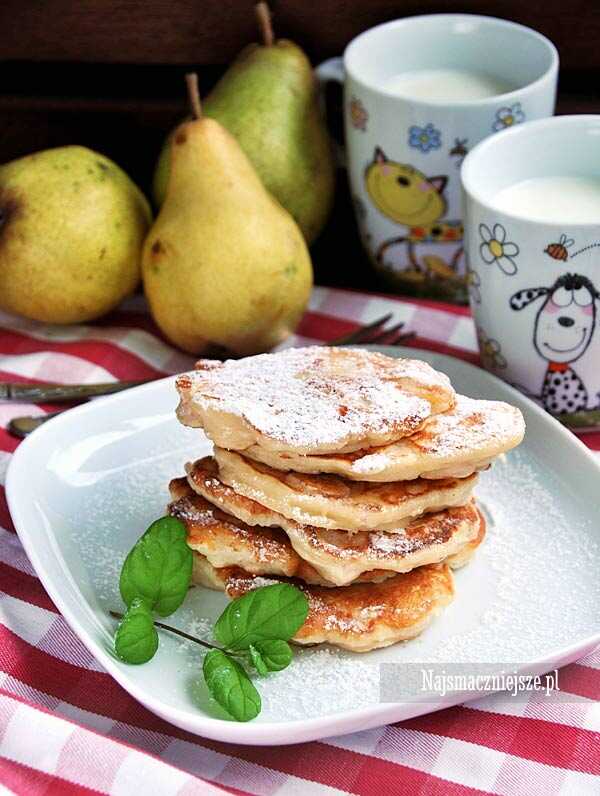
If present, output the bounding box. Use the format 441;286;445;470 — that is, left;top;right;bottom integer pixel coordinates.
316;15;558;298
462;115;600;420
6;346;600;746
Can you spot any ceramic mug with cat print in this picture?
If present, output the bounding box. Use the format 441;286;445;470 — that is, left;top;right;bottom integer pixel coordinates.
316;14;558;302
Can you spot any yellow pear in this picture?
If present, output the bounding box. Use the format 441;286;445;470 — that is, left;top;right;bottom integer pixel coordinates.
152;3;335;245
0;146;151;324
142;75;313;356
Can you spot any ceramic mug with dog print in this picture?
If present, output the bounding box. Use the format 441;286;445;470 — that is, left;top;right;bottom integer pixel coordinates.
316;14;558;302
462;115;600;428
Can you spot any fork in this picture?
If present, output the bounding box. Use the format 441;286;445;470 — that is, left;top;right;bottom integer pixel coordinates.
327;314;413;347
5;314;415;437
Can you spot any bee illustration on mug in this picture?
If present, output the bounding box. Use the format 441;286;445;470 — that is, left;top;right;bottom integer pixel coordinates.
449;137;469;167
544;234;574;261
364;147;464;283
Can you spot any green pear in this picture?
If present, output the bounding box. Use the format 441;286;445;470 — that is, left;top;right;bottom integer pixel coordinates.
142;75;313;356
153;3;334;245
0;146;151;324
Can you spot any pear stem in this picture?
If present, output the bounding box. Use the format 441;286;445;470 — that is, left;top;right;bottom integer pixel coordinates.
185;73;202;120
255;2;275;47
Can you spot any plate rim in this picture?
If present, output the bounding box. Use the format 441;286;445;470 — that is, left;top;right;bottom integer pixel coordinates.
6;346;600;745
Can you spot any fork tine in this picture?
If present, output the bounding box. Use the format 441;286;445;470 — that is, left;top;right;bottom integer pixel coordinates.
365;321;406;345
326;313;393;346
387;330;417;347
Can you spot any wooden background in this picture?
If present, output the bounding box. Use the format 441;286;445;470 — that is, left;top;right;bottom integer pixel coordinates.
1;1;599;290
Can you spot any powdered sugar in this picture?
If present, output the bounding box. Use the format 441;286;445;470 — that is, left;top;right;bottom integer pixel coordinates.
351;452;390;475
349;395;524;476
227;573;279;591
409;396;524;456
169;488;293;566
320;605;385;635
177;347;454;452
324;613;367;633
369;530;426;556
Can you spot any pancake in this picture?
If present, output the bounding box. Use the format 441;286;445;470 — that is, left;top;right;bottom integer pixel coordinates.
170;476;485;586
443;509;486;569
212;449;477;532
168;477;395;587
192;558;455;652
175;347;455;455
242;394;525;481
282;501;485;585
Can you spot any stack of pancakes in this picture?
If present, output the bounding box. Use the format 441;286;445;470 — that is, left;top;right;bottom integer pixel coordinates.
169;347;524;652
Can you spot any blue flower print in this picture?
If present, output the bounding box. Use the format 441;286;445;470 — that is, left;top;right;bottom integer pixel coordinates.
409;124;442;153
492;103;525;132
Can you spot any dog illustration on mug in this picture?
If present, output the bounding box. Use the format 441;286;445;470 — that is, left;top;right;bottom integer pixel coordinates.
364;147;464;281
510;272;600;414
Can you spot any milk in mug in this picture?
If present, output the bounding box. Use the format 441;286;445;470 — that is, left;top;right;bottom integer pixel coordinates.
492;176;600;223
382;68;516;103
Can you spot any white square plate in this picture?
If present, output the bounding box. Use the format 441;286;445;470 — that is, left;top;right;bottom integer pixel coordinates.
7;346;600;745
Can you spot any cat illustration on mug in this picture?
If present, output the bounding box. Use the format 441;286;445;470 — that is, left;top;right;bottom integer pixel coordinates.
364;147;464;282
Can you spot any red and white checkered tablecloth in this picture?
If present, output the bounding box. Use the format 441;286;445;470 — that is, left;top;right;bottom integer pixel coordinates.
0;286;599;795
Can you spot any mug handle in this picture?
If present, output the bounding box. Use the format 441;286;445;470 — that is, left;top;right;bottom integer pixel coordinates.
315;56;344;85
315;57;346;167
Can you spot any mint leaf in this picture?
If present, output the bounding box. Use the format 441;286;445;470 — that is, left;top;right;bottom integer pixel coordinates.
119;516;193;617
249;640;292;674
248;644;269;676
114;598;158;664
203;649;261;722
214;583;308;650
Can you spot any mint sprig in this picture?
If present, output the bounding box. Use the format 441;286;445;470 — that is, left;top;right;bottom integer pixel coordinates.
112;518;309;722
